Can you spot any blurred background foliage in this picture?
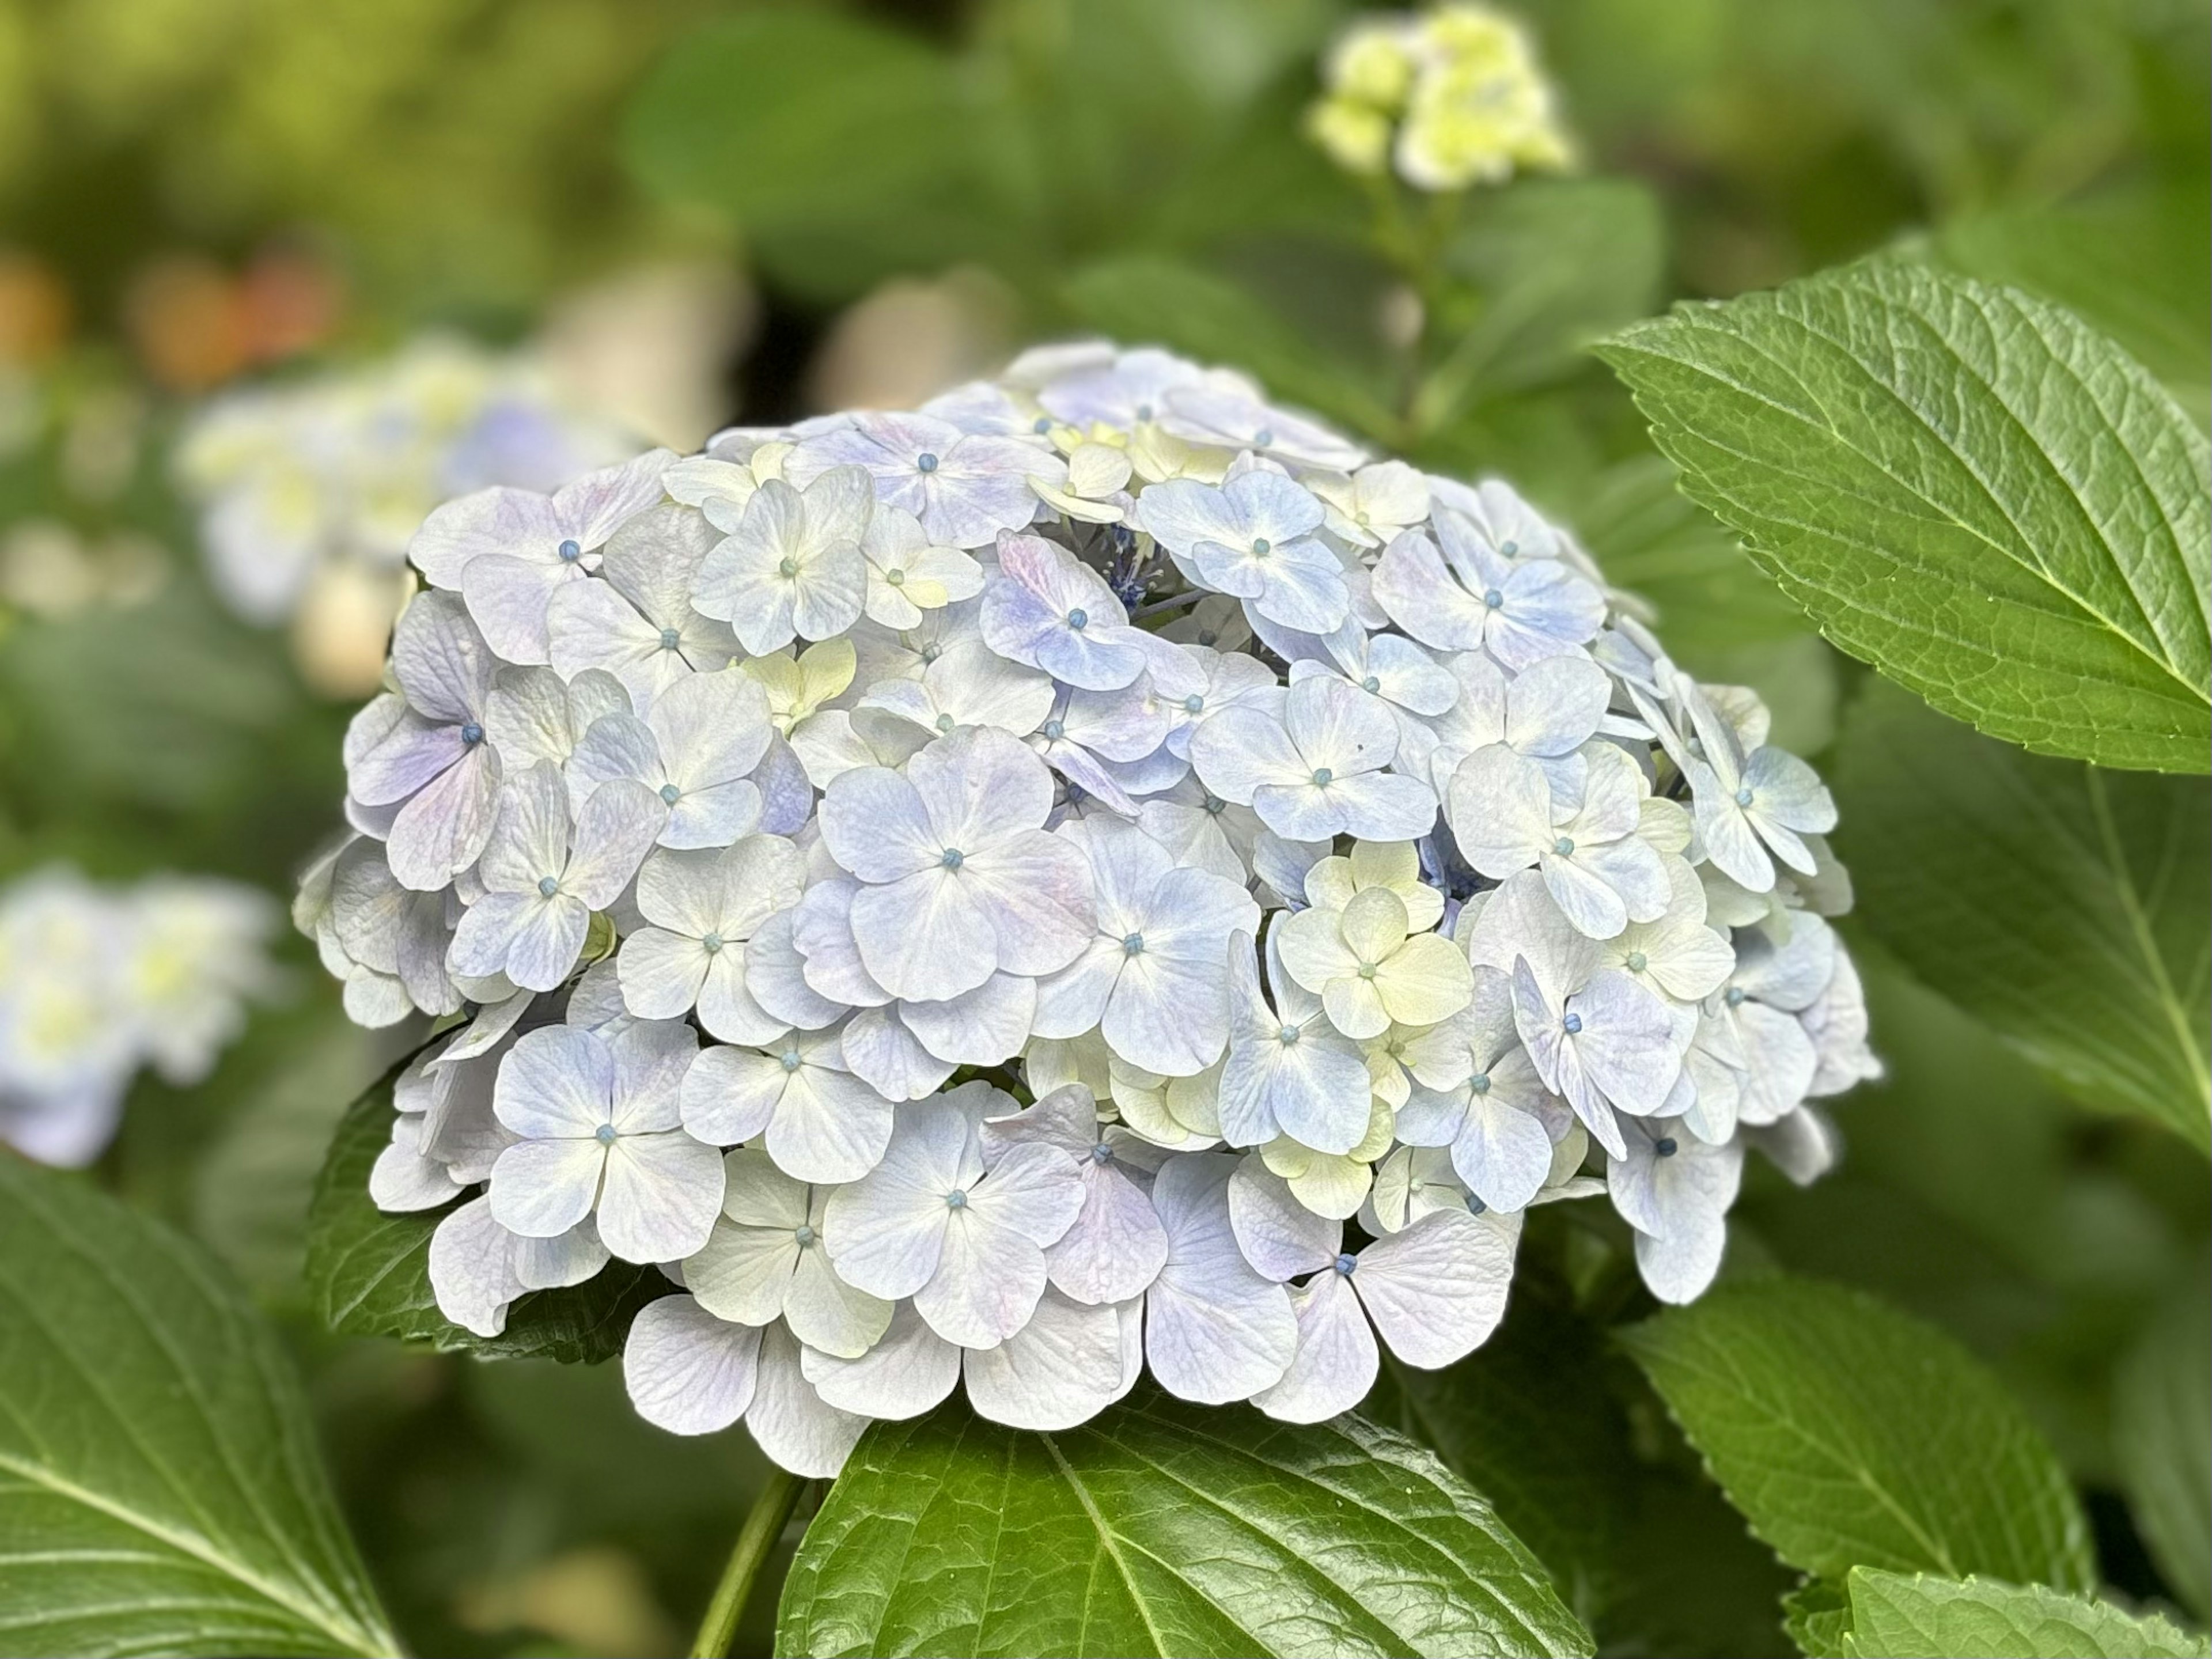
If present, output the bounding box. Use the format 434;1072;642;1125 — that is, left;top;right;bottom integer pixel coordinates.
0;0;2203;1654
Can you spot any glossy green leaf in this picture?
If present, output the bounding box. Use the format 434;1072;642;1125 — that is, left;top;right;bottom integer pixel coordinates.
0;1156;399;1658
304;1065;666;1363
1598;259;2212;772
1937;180;2211;431
1619;1277;2094;1592
1840;1569;2211;1658
775;1391;1593;1658
2113;1274;2212;1618
1835;681;2211;1150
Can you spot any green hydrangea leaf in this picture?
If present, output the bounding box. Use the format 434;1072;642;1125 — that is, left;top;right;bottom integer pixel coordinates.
0;1156;400;1657
2113;1277;2212;1618
1841;1569;2211;1658
1597;259;2211;772
304;1061;667;1363
775;1390;1593;1658
1836;680;2211;1150
1785;1579;1854;1658
1618;1277;2094;1592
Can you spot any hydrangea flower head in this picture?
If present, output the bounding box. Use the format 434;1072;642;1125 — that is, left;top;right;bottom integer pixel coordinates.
1;869;278;1165
306;341;1873;1474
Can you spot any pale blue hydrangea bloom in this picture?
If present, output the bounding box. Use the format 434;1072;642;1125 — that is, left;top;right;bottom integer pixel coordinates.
300;342;1872;1476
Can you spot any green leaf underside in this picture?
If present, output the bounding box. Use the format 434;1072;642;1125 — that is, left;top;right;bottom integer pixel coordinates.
2112;1279;2212;1619
775;1392;1593;1659
0;1157;398;1658
1598;259;2211;772
1619;1278;2094;1593
1840;1569;2212;1659
304;1066;666;1363
1837;681;2211;1149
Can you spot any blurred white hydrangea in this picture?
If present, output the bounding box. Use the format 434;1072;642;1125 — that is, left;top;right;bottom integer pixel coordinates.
175;336;639;693
1306;2;1572;190
0;869;280;1164
309;340;1877;1477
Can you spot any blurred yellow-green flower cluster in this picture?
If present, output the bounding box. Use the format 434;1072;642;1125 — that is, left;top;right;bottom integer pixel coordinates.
1307;3;1571;190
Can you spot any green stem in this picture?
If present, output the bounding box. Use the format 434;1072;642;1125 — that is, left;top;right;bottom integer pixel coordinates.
690;1467;806;1659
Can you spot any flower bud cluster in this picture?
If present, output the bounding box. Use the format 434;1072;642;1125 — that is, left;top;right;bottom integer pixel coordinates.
1305;3;1573;190
306;341;1876;1475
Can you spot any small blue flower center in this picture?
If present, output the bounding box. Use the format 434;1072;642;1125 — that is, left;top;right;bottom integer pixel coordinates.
558;538;582;563
885;567;905;586
1278;1024;1302;1046
945;1188;968;1209
1562;1012;1584;1035
1552;836;1575;856
1734;786;1755;807
1470;1072;1491;1094
940;848;965;870
1482;587;1505;609
1043;719;1065;740
1467;1194;1488;1214
660;627;682;650
920;642;942;664
794;1224;817;1246
1033;416;1053;433
537;876;560;897
594;1123;617;1145
1500;539;1519;556
1251;537;1271;556
1196;628;1218;646
1090;1142;1115;1164
1725;986;1747;1007
702;933;724;954
1066;608;1088;630
1625;950;1648;972
1202;793;1227;815
935;713;956;733
1654;1137;1679;1157
916;452;940;473
1310;766;1334;786
780;1048;803;1072
1362;675;1381;693
1183;694;1205;713
1135;403;1155;422
1334;1252;1357;1276
1253;427;1275;446
1122;933;1146;956
660;783;682;804
778;556;798;578
460;722;484;745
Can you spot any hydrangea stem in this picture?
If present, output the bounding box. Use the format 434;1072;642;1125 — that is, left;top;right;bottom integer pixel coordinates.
690;1467;806;1659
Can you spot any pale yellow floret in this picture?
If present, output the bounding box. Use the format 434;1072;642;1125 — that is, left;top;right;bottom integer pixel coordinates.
741;637;856;733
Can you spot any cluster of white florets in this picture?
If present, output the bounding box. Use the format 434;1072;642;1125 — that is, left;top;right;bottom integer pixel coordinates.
302;342;1877;1476
175;336;633;630
0;868;278;1164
